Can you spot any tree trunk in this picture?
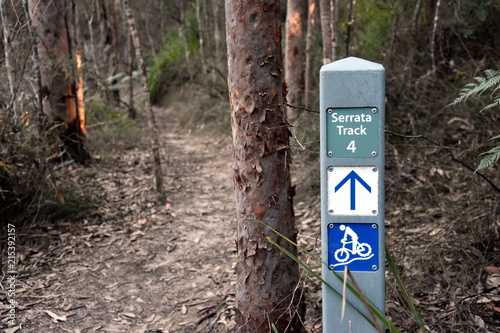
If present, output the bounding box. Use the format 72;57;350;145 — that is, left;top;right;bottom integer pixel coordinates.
0;0;20;123
225;1;304;332
285;0;306;123
107;0;120;104
28;0;88;163
195;0;207;74
211;0;221;66
22;0;44;129
304;0;316;109
122;0;166;205
180;2;193;81
430;0;441;75
329;0;338;61
345;0;355;57
126;30;136;118
319;0;332;64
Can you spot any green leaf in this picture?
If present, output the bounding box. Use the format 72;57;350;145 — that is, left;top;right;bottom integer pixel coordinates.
477;145;500;171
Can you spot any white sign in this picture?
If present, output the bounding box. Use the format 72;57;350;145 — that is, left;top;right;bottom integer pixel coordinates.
327;166;379;216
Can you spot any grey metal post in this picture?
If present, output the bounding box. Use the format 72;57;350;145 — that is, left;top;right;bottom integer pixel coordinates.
320;57;386;332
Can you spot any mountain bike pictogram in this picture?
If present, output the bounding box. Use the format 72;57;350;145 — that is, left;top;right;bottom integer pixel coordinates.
334;224;372;263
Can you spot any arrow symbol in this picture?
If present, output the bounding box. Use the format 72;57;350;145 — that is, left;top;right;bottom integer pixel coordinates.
334;170;371;210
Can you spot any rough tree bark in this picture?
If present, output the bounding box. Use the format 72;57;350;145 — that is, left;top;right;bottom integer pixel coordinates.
345;0;355;57
22;0;43;128
107;0;120;104
319;0;332;64
304;0;316;109
180;2;193;81
0;0;20;122
285;0;306;123
195;0;207;73
225;1;304;332
28;0;88;163
329;0;338;61
122;0;166;205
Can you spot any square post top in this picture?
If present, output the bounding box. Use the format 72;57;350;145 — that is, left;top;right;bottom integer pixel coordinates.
320;56;385;73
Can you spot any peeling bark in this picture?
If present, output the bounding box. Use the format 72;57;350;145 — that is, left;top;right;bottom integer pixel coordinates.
28;0;89;163
225;1;304;331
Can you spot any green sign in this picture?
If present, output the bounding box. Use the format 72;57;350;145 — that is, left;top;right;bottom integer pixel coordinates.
326;107;379;158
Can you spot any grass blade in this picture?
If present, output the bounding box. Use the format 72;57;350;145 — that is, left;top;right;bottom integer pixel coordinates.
385;245;427;333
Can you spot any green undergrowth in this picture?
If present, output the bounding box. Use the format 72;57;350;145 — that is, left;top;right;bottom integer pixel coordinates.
86;98;144;156
148;10;199;104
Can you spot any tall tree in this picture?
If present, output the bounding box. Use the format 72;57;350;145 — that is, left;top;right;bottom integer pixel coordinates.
285;0;306;123
28;0;88;163
225;1;304;332
122;0;166;205
319;0;338;64
0;0;19;123
319;0;332;64
345;0;355;57
304;0;316;109
329;0;338;61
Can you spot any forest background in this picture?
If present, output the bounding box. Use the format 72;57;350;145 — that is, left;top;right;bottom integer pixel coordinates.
0;0;499;332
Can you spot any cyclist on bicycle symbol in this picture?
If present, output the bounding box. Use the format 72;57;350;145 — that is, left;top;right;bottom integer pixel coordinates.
334;224;372;263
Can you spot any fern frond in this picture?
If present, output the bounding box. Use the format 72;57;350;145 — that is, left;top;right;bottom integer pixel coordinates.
450;69;500;106
480;98;500;112
477;145;500;171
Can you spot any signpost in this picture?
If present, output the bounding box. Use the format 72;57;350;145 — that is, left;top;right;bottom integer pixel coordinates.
320;57;386;332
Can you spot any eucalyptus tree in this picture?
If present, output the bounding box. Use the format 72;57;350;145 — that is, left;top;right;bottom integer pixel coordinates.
225;0;305;331
28;0;88;163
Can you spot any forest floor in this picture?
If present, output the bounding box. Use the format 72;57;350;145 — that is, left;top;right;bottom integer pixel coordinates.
0;103;323;333
1;96;499;333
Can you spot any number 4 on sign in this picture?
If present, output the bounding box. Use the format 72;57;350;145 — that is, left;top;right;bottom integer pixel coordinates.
347;140;356;153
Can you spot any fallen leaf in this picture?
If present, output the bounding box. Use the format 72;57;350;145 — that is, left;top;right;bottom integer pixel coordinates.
134;324;148;333
145;313;155;322
46;310;67;323
137;249;151;256
104;295;118;302
3;326;21;333
486;304;500;312
122;312;136;318
473;315;485;328
485;266;500;273
135;219;149;228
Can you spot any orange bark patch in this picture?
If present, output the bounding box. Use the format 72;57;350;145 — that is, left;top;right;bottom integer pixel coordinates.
252;203;267;221
76;53;86;135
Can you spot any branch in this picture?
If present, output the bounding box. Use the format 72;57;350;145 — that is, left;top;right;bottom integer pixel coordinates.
386;130;500;194
284;102;319;114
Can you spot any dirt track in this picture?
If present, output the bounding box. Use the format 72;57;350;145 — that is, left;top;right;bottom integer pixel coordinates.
2;104;322;333
3;105;238;332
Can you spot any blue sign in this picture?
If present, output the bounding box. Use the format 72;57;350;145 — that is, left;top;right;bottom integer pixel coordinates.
328;223;379;271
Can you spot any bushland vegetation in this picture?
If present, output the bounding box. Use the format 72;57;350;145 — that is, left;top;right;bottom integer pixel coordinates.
0;0;498;331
